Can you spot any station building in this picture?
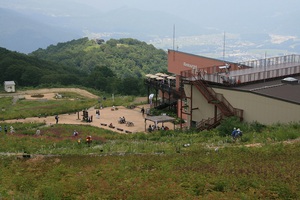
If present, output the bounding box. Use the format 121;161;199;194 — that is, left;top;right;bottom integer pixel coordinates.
145;50;300;130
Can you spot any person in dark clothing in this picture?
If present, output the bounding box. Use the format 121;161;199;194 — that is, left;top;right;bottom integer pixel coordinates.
141;107;145;116
4;125;8;134
55;115;59;124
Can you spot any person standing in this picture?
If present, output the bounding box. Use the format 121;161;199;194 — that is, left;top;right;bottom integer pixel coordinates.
4;125;8;134
231;127;237;139
141;107;145;116
55;115;59;124
86;136;92;147
96;110;100;119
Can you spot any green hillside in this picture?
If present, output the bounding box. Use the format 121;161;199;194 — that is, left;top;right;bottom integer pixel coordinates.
30;37;168;79
0;47;86;87
1;38;168;95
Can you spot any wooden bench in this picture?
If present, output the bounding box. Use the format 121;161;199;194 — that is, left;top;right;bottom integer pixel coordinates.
116;128;124;131
125;130;132;133
100;123;107;126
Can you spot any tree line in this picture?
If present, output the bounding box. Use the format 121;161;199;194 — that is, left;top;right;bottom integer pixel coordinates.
0;38;168;95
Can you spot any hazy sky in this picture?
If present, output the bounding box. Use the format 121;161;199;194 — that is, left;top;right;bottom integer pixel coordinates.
2;0;299;23
1;0;299;54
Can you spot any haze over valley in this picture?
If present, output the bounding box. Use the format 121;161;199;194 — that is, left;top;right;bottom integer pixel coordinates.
1;0;299;62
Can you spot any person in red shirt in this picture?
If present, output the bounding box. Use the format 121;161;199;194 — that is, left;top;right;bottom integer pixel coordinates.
86;136;92;146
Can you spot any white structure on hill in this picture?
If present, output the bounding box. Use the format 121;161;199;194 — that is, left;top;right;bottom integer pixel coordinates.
4;81;16;92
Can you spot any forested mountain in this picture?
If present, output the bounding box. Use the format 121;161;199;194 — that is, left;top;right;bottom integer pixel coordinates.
30;38;168;79
1;38;168;95
0;47;86;87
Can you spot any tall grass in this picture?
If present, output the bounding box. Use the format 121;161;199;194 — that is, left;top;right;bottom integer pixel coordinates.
0;142;299;199
0;96;299;199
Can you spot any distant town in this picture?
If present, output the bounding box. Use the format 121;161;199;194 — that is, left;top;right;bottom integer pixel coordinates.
148;33;300;62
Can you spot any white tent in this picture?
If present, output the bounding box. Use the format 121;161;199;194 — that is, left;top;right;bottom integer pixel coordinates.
167;76;176;80
160;73;169;77
150;75;159;79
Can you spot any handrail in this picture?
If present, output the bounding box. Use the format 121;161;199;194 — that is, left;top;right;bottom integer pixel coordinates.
205;65;300;85
181;69;243;120
180;54;300;85
196;113;223;131
238;54;300;68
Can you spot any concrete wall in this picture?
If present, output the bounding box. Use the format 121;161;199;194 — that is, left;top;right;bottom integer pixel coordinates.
184;84;218;127
212;88;300;124
185;84;300;125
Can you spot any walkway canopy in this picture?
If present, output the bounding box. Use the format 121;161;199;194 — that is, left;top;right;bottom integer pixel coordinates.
144;115;176;131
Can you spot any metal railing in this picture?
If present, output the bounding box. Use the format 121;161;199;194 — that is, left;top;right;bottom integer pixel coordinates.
238;54;300;68
181;70;243;120
198;55;300;85
202;65;300;84
196;113;223;131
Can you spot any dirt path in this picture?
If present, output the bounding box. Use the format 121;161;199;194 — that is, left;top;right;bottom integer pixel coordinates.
1;88;173;134
18;88;98;99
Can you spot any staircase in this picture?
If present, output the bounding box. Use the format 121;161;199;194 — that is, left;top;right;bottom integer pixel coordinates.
196;113;223;131
192;79;235;117
181;70;243;131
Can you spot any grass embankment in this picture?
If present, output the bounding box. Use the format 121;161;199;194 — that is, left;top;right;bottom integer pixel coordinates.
0;92;141;120
0;94;97;120
0;122;299;199
0;90;299;199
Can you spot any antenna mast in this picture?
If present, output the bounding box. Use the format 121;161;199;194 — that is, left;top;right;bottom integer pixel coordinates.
223;31;226;63
173;24;175;51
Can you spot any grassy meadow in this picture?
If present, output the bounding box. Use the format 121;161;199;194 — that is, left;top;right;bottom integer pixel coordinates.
0;91;299;199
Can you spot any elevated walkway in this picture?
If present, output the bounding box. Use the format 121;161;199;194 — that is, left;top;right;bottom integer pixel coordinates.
201;54;300;85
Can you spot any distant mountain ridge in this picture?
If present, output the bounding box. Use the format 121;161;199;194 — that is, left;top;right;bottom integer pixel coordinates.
0;8;81;53
1;0;300;56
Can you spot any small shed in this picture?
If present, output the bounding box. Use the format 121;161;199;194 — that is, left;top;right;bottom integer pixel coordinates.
4;81;16;93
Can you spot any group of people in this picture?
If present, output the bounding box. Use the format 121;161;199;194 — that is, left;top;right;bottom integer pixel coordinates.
147;124;169;132
71;130;93;146
0;125;14;134
118;116;126;124
231;127;243;140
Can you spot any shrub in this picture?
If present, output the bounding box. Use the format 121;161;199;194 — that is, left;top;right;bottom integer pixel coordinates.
217;116;245;137
249;121;266;133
